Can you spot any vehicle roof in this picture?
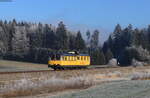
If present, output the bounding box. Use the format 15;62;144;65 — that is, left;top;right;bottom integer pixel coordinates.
61;53;89;56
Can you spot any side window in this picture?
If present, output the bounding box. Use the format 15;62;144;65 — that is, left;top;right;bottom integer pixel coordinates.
88;56;89;60
71;56;73;61
77;56;80;60
74;56;76;60
69;56;70;61
81;56;83;60
65;56;67;61
70;56;71;61
67;56;69;61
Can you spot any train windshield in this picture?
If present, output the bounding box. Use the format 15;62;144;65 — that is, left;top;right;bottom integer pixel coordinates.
49;53;61;60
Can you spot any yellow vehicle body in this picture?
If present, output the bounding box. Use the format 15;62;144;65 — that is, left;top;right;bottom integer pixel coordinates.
48;53;90;70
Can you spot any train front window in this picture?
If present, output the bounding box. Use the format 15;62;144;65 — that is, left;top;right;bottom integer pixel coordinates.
50;54;61;60
50;55;55;60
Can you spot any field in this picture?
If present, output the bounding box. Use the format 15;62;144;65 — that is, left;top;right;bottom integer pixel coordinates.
48;80;150;98
0;60;49;72
1;60;150;98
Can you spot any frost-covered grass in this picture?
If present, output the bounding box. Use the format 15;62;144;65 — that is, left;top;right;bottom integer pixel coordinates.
2;68;150;98
0;71;125;98
50;80;150;98
131;72;150;80
0;75;94;98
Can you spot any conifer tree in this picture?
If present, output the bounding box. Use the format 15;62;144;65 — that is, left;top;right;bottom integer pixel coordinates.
56;21;69;50
75;31;86;51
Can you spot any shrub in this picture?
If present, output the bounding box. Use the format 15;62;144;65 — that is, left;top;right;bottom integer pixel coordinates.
107;58;118;67
118;46;150;66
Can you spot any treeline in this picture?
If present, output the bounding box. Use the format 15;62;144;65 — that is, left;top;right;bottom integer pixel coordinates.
0;19;150;66
103;24;150;66
0;19;104;64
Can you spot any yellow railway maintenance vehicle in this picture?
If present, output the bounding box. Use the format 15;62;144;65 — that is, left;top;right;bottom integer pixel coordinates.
48;52;90;70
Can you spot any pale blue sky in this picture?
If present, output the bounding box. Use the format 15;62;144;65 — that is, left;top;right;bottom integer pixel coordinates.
0;0;149;42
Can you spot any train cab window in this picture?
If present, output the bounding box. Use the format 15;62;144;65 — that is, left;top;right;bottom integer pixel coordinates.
56;54;60;60
50;54;60;60
50;55;55;60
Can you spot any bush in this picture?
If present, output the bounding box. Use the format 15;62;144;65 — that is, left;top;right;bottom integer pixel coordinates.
118;46;150;66
107;58;118;67
131;59;146;67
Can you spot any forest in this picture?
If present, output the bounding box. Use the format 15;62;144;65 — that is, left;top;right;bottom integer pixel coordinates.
0;19;150;66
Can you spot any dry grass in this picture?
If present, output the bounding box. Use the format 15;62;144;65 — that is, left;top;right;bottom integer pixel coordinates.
0;75;94;98
0;70;129;98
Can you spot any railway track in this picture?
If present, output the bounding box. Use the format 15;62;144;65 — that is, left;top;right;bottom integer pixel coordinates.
0;66;147;85
0;65;120;75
